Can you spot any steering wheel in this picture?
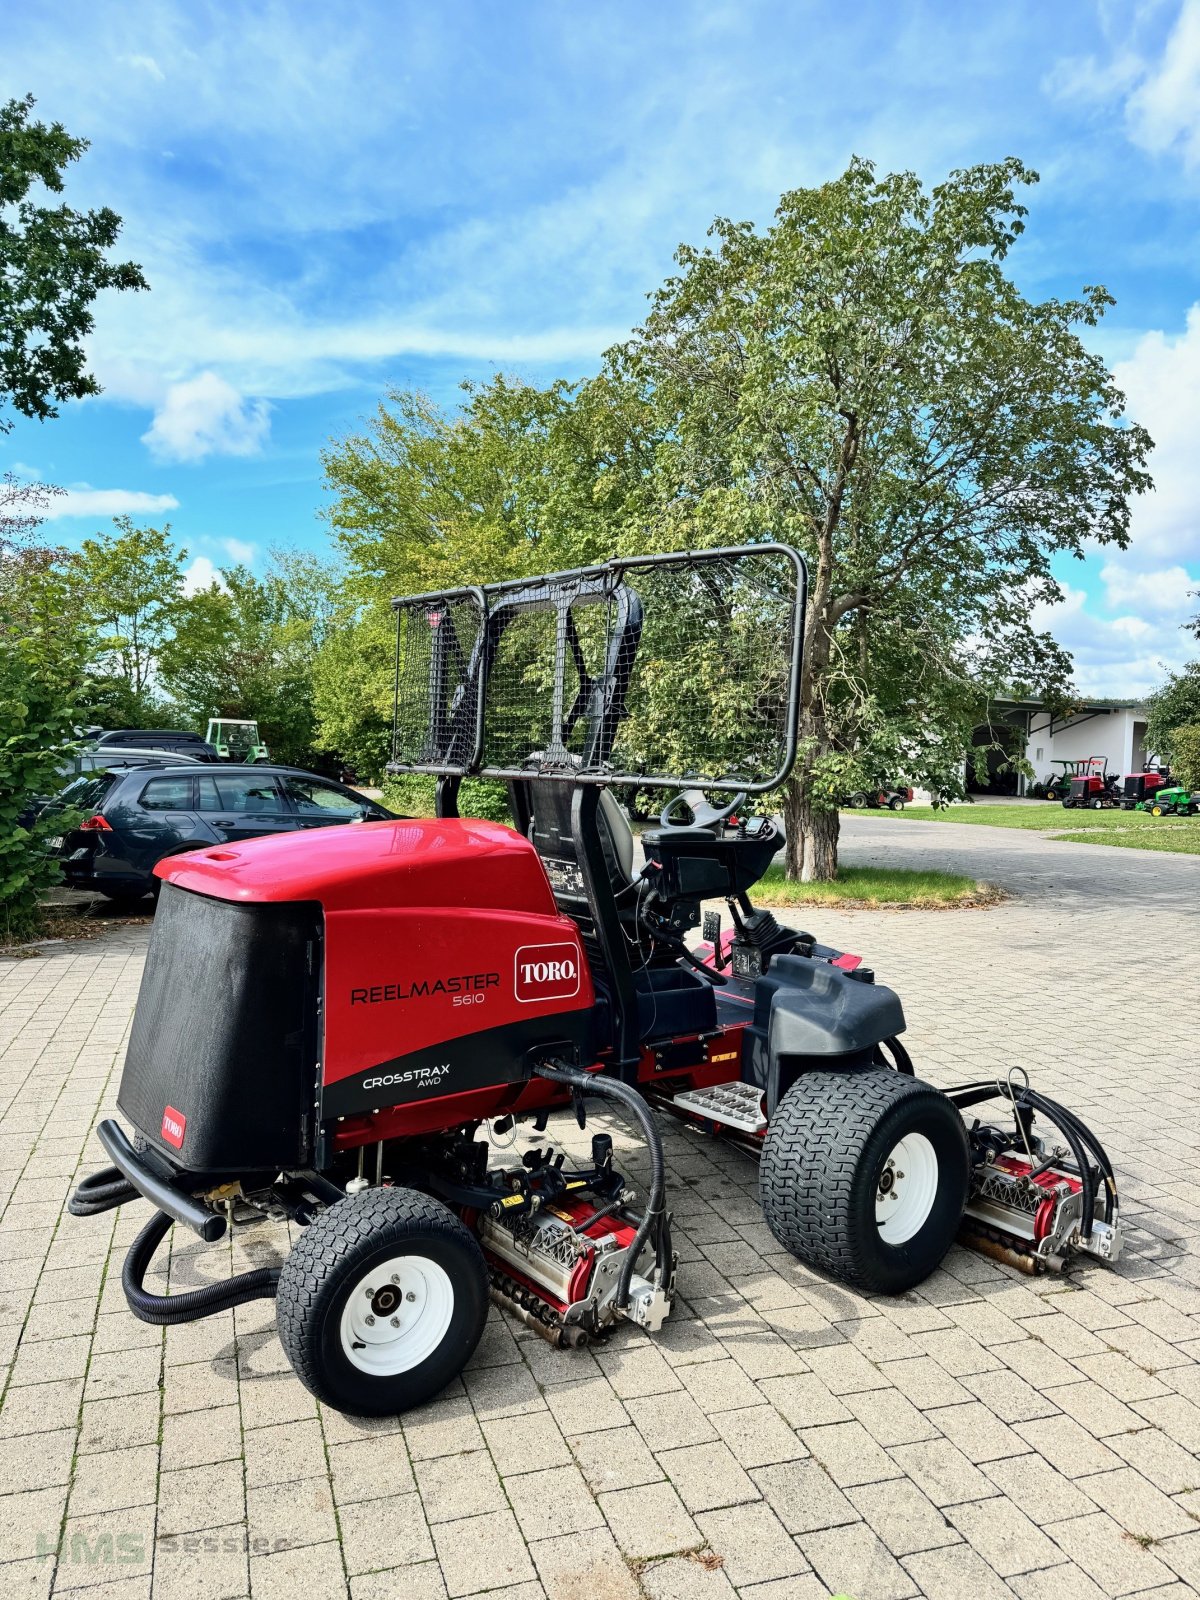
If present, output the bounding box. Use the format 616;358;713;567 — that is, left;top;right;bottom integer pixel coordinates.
659;787;748;831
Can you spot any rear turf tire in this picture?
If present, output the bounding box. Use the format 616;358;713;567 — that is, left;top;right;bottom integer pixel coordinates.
276;1187;488;1416
760;1068;969;1294
888;796;905;811
97;886;152;906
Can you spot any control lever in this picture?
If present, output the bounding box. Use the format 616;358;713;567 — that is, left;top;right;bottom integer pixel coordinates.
702;909;727;969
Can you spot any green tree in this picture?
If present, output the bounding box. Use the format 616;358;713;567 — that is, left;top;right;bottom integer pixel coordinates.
318;377;624;777
608;157;1151;877
1169;725;1200;793
1146;664;1200;766
0;482;83;941
1;95;147;432
160;554;338;767
75;518;186;722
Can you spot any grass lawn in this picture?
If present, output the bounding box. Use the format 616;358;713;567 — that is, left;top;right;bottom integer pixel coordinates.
754;863;1002;909
873;803;1200;856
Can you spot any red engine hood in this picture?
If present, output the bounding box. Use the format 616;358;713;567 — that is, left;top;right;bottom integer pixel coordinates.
157;816;557;916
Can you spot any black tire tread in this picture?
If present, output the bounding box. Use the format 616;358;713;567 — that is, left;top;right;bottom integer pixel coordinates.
760;1067;963;1290
276;1187;487;1411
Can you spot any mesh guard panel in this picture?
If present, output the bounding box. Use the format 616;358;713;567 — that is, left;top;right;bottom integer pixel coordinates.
388;544;805;794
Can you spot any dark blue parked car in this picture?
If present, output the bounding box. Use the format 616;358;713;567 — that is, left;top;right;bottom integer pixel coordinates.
46;764;396;904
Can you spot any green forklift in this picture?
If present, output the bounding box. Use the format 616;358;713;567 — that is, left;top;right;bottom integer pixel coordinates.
205;718;270;763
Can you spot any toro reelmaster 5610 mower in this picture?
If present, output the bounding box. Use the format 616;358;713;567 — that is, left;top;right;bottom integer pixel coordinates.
71;546;1122;1417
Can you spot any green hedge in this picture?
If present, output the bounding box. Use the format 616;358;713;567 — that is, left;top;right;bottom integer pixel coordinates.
0;638;79;942
381;774;513;823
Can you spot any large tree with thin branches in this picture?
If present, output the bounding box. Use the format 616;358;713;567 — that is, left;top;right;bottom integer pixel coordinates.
610;157;1153;877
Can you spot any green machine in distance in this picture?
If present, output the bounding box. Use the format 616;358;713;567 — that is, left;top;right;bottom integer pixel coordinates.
204;718;270;763
1144;784;1198;817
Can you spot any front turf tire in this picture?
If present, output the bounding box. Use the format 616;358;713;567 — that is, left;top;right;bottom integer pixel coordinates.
760;1068;969;1294
276;1187;488;1416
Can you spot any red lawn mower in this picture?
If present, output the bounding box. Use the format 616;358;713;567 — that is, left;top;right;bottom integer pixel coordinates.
71;546;1122;1416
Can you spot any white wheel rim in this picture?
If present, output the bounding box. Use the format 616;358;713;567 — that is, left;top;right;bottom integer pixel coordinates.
875;1133;938;1245
339;1254;454;1376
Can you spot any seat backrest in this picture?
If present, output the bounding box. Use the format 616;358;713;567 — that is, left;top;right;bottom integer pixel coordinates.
525;783;635;910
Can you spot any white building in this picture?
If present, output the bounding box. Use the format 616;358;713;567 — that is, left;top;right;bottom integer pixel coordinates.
971;697;1154;795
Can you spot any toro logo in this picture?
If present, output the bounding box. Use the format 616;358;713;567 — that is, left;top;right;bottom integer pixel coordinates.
515;942;581;1003
161;1106;186;1150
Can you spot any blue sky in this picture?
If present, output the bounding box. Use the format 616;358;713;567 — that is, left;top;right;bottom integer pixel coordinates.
4;0;1200;694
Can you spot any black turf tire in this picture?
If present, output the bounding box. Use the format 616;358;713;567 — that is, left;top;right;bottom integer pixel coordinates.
888;796;905;810
760;1068;969;1294
847;792;868;809
97;886;152;905
276;1187;488;1416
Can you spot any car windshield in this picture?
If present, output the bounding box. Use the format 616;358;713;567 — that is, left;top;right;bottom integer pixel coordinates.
217;723;258;753
279;775;370;817
45;774;117;816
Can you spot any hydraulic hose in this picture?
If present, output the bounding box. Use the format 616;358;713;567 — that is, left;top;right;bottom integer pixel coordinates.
947;1081;1108;1237
534;1062;667;1311
950;1082;1095;1233
68;1165;140;1217
1032;1092;1117;1227
122;1210;280;1326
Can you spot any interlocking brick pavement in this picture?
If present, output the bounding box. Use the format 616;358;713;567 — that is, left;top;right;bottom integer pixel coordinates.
3;816;1200;1599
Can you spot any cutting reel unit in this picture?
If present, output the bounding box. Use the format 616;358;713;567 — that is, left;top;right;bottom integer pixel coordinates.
949;1071;1121;1274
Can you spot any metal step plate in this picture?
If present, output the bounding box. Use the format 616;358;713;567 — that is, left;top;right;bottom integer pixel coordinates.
670;1080;767;1134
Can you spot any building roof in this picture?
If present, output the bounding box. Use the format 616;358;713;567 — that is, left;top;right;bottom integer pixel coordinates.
993;695;1146;713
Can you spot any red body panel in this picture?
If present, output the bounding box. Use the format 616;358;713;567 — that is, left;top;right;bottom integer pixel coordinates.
157;816;556;913
158;819;596;1123
322;904;593;1092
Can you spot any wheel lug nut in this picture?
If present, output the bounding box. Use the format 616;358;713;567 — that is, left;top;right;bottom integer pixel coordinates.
391;1274;401;1285
405;1291;417;1302
390;1317;400;1328
364;1286;373;1296
365;1314;375;1325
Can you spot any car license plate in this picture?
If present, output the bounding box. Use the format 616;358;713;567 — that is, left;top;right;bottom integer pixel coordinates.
48;836;64;850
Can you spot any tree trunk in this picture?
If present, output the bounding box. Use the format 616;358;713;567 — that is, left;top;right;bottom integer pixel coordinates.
782;774;840;882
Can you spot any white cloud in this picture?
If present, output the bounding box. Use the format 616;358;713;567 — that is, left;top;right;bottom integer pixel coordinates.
1044;47;1145;106
141;372;272;463
181;556;223;595
220;537;257;565
39;486;180;521
123;52;165;80
1112;304;1200;566
1100;560;1198;620
1048;2;1200;171
1126;0;1200;166
1031;581;1191;697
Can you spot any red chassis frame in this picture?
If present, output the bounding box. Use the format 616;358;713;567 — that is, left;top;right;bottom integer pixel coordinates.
156;815;760;1161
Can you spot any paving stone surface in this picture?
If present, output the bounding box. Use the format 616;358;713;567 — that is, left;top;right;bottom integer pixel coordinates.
2;817;1200;1598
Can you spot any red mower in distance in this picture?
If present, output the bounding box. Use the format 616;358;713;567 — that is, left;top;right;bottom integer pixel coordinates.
1120;768;1171;810
71;545;1122;1418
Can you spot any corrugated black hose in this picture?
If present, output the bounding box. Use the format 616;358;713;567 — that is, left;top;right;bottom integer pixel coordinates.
68;1165;140;1216
123;1210;280;1325
534;1061;668;1311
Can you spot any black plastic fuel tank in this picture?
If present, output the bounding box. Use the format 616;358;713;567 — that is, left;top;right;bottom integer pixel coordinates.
117;883;321;1175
